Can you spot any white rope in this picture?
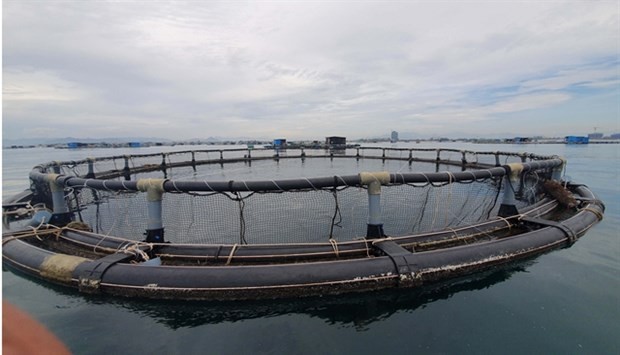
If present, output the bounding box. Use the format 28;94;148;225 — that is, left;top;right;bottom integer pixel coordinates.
335;175;349;188
203;180;214;192
121;242;151;262
304;178;318;190
329;238;340;257
102;180;112;192
271;180;285;191
226;243;239;265
496;216;513;230
171;180;182;192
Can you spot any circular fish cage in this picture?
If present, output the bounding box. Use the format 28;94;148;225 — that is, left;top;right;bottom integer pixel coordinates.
2;147;605;300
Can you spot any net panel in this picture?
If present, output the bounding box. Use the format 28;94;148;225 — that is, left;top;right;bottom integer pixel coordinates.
40;149;558;245
68;169;550;244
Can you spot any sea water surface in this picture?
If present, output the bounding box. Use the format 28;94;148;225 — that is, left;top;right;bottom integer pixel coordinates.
2;142;618;354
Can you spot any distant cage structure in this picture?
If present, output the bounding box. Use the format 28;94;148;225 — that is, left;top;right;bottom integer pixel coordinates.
26;147;563;245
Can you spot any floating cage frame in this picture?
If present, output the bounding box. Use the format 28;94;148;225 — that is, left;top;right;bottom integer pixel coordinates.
2;147;605;300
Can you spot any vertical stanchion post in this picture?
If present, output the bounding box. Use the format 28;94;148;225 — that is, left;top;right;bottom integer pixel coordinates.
53;162;61;174
123;156;131;180
408;149;413;166
138;179;166;243
160;153;167;169
498;163;523;217
46;174;73;226
360;172;390;238
85;158;96;179
495;152;501;167
191;151;196;171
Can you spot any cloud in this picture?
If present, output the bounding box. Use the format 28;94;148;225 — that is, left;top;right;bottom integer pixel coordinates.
519;66;619;92
2;1;619;140
3;69;87;102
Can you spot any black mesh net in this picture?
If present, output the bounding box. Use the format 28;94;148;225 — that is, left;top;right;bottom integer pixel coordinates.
37;148;555;244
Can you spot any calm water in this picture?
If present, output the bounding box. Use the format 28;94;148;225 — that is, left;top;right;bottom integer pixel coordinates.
2;142;619;354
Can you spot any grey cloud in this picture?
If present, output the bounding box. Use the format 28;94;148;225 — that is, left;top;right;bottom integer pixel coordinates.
3;1;619;140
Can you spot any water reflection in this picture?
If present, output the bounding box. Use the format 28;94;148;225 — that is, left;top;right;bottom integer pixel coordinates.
74;262;532;331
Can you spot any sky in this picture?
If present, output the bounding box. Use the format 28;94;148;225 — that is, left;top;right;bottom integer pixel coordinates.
2;1;619;141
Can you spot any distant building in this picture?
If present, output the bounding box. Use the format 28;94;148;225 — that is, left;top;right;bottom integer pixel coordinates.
611;133;620;140
513;137;532;144
588;133;604;139
128;142;141;148
391;131;399;143
565;136;589;144
325;136;346;148
67;142;88;149
273;138;287;148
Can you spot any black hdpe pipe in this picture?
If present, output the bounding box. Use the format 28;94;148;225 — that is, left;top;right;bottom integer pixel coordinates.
29;159;563;194
2;183;602;300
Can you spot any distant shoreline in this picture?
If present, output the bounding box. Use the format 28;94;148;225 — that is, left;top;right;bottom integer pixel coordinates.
4;138;619;150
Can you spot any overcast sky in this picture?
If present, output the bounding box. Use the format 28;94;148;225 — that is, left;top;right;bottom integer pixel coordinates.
3;1;619;141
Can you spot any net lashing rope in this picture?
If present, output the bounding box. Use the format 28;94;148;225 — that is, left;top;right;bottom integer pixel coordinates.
120;242;152;262
329;177;344;238
3;223;64;246
233;191;248;245
226;243;239;265
329;238;340;257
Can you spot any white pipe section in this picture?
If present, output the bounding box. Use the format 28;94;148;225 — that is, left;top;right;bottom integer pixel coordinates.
360;172;390;227
137;179;166;231
46;174;69;214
